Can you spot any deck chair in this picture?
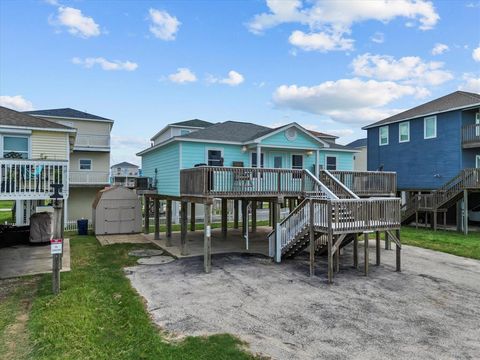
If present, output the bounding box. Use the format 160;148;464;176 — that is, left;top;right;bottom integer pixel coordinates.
232;162;254;192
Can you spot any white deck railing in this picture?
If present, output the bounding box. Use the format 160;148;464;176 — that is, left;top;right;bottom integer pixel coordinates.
75;134;110;148
0;159;69;200
70;171;110;185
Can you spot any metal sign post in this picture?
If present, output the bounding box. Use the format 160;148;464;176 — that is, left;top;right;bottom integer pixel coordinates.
50;184;63;295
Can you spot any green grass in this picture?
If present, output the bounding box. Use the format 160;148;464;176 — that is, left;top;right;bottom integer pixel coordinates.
25;235;254;360
0;200;13;209
147;220;270;233
399;226;480;260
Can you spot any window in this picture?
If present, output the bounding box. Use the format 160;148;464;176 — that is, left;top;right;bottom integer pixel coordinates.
476;155;480;169
180;129;190;136
207;149;223;166
379;126;389;146
251;152;264;168
273;156;283;169
399;122;410;143
476;113;480;137
3;136;29;159
291;154;303;170
424;116;437;139
326;156;337;170
79;159;92;170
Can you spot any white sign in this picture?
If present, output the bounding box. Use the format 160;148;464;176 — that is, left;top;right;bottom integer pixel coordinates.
206;225;211;237
51;239;63;255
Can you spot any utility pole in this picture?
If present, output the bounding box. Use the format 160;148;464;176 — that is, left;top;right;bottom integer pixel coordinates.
50;184;64;295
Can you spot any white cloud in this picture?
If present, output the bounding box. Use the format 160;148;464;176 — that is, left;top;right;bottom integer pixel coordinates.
148;9;180;41
168;68;197;83
52;6;100;38
0;95;34;111
431;43;449;55
72;57;138;71
352;53;453;86
459;74;480;93
327;129;355;138
370;32;385;44
248;0;439;52
272;78;424;124
473;46;480;62
288;30;353;52
111;135;149;167
208;70;245;86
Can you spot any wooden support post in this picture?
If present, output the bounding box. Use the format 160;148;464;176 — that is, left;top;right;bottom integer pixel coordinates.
190;203;196;231
384;231;390;250
154;198;160;240
464;190;468;235
52;199;62;295
395;229;401;272
221;198;228;240
364;232;369;276
204;203;212;273
443;211;447;229
270;201;275;227
327;201;333;284
252;201;257;232
456;199;462;232
335;236;340;273
166;199;172;247
289;198;294;213
233;199;239;229
144;195;150;234
309;200;315;277
415;211;418;229
353;233;358;268
433;210;437;232
375;231;380;266
180;201;188;255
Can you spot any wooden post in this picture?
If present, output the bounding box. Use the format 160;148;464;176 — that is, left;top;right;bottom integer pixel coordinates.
375;231;380;266
52;199;62;295
190;203;196;231
433;210;437;232
335;236;340;273
180;201;188;255
242;200;248;239
144;195;150;234
154;198;160;240
396;229;401;272
415;211;418;229
353;233;358;268
275;199;281;224
309;200;315;277
464;190;468;235
221;198;228;240
384;230;390;250
364;232;369;276
233;199;239;229
269;201;273;227
456;199;462;232
204;203;212;273
166;199;172;247
252;201;257;232
327;202;333;284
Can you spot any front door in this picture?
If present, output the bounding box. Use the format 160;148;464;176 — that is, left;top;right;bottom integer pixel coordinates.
273;155;284;169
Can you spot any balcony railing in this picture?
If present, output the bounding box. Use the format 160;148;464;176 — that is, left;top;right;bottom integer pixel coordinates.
70;171;110;185
0;159;69;200
75;134;110;148
462;124;480;148
329;170;397;197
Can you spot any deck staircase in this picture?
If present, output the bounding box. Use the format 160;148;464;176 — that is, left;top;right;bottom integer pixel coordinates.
401;169;480;225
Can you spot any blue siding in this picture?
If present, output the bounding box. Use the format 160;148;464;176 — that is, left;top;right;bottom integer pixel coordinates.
181;142;249;168
367;110;463;190
260;128;321;148
141;142;180;196
319;151;354;171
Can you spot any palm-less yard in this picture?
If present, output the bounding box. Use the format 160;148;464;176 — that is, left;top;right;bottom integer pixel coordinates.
1;227;479;359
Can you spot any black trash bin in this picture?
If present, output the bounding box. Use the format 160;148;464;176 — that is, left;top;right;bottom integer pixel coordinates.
77;219;88;235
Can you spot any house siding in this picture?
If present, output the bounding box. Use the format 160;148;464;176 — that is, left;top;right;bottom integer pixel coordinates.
142;142;180;196
367;110;463;190
260;129;321;149
31;131;68;160
181;142;249;168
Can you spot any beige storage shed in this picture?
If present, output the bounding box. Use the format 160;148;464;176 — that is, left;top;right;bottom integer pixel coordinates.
92;187;142;235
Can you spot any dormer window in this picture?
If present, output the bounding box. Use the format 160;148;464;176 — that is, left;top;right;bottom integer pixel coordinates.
180;129;190;136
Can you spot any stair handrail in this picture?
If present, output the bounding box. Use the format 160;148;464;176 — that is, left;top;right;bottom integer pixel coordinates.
304;169;338;200
319;169;360;199
267;198;309;239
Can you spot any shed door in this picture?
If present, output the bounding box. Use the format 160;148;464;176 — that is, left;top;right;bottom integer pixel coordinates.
103;205;136;234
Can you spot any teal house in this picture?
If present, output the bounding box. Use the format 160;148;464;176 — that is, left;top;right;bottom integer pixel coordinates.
138;120;356;196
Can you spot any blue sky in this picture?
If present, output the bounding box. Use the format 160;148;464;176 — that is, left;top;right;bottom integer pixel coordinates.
1;0;479;165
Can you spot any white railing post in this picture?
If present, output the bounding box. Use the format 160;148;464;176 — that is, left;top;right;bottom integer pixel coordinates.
275;223;281;263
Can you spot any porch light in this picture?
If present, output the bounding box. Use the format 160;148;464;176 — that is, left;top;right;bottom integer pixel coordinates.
306;150;314;156
241;146;248;152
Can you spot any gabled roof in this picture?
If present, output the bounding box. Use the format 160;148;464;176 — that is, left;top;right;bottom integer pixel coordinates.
347;138;367;148
171;119;214;128
0;106;75;132
309;130;338;139
181;121;271;142
363;91;480;130
24;107;113;122
111;161;139;168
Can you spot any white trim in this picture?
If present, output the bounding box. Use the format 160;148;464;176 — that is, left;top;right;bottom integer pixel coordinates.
150;124;209;141
79;158;92;171
362;102;480;130
0;124;76;133
325;154;337;171
476;155;480;169
424;116;437;139
0;128;32;135
379;126;389;146
253;122;330;148
28;113;114;123
205;147;224;166
249;150;265;168
398;121;410;143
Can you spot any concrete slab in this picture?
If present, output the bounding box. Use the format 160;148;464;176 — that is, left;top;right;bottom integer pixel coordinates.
128;249;164;257
97;234;151;246
0;239;71;279
146;226;271;258
126;242;480;360
137;256;175;265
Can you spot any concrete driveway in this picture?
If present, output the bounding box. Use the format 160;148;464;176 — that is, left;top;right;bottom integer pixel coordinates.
126;242;480;360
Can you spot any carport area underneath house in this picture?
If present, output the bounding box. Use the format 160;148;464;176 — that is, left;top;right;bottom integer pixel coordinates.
125;242;480;360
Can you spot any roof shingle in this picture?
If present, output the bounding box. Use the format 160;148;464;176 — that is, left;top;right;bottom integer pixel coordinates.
25;107;113;121
0;106;74;131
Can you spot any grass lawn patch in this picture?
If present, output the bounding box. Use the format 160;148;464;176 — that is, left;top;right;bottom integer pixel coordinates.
26;235;255;359
0;200;13;209
400;227;480;260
